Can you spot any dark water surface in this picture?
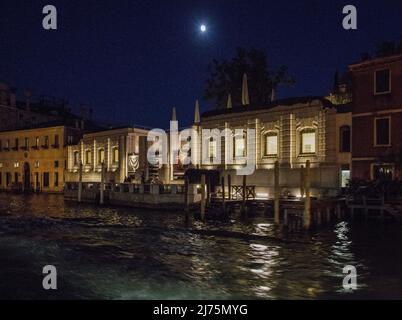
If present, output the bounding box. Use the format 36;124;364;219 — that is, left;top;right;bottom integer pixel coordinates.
0;193;401;300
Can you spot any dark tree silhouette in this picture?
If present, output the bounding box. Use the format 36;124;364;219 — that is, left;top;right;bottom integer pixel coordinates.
376;40;402;58
204;48;294;109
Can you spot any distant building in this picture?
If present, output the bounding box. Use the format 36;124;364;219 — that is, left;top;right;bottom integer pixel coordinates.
0;81;93;132
0;125;81;192
349;50;402;180
65;127;149;184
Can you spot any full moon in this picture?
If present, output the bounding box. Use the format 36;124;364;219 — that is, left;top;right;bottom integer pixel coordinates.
200;24;206;33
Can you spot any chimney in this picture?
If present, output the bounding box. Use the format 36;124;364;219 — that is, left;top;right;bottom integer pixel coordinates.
24;90;32;111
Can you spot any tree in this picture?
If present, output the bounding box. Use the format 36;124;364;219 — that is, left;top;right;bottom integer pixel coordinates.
204;48;295;109
376;40;402;58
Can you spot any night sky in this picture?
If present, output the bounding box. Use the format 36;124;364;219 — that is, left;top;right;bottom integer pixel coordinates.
0;0;401;128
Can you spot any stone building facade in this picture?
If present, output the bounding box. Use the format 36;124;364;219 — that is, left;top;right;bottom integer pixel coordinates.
199;97;352;197
65;127;149;184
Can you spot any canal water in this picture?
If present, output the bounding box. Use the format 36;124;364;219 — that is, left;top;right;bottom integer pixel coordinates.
0;193;401;300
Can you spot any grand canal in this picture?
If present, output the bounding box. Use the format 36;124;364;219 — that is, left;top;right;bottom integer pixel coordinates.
0;193;401;299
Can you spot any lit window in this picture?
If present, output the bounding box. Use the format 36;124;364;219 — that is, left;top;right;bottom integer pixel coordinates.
373;164;394;181
234;133;246;158
375;117;390;146
73;151;79;166
0;162;3;168
35;137;39;147
301;129;316;154
86;150;92;164
14;162;19;168
98;149;105;164
341;164;350;188
34;161;39;168
264;133;278;156
113;147;119;163
375;69;391;94
208;139;217;159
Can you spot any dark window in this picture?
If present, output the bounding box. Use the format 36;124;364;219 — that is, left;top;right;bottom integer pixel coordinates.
43;172;49;187
375;118;390;146
375;69;390;94
0;140;2;151
14;172;18;183
14;138;19;149
0;172;2;186
6;172;11;186
54;134;59;147
54;161;59;168
54;172;59;187
73;151;79;165
340;126;351;152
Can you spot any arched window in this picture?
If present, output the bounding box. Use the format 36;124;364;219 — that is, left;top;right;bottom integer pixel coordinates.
208;137;217;159
339;125;351;152
264;132;278;156
300;128;316;154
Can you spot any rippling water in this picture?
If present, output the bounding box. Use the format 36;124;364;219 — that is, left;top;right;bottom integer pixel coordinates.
0;193;401;300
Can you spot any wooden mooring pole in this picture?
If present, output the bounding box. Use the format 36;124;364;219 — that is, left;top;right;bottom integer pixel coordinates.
100;161;105;205
184;176;190;224
221;176;226;213
200;174;206;222
78;162;83;203
274;161;280;224
241;175;247;217
228;174;232;200
303;160;311;229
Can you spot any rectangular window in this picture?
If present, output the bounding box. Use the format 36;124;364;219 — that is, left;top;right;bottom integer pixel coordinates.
14;172;18;183
14;162;19;168
35;137;39;148
341;164;350;188
375;69;391;94
234;136;246;158
265;134;278;156
24;137;29;148
113;148;119;163
98;149;105;164
34;161;39;168
43;172;49;187
86;150;92;164
301;130;316;154
0;172;2;186
0;140;2;151
340;126;351;152
14;138;19;150
54;172;59;187
67;135;73;144
54;161;59;168
73;151;79;166
53;134;59;147
208;140;217;159
43;136;49;147
6;172;11;186
375;117;390;146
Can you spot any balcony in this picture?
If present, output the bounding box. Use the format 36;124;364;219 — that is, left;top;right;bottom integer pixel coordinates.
31;145;39;150
11;146;18;151
51;143;60;149
21;146;29;151
41;144;49;149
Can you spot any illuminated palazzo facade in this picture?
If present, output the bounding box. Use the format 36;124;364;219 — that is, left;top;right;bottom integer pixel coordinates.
65;127;149;184
198;97;351;197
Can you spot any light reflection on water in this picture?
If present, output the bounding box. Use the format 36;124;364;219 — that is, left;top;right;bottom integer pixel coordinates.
0;193;401;300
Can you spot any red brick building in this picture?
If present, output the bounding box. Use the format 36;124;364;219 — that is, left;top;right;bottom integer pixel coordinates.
350;52;402;180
